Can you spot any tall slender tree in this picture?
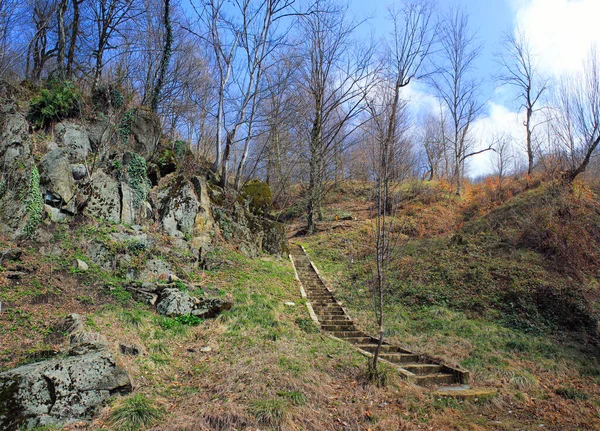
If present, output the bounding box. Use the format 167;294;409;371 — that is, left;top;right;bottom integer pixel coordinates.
497;26;549;176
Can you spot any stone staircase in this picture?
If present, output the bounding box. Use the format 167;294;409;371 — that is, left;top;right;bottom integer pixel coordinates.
289;244;469;388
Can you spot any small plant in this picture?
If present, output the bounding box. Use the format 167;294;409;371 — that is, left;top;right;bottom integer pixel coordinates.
248;398;289;428
366;360;394;387
109;285;132;305
277;390;306;406
127;240;147;255
295;317;319;334
157;314;202;330
27;80;82;129
23;166;43;238
555;387;588;401
108;393;165;431
119;108;137;144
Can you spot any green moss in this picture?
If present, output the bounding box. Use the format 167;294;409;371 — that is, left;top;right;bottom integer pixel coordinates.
241;179;272;214
23;166;43;238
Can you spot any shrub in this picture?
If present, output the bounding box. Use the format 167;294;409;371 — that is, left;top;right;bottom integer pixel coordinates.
27;80;82;129
109;393;165;431
92;83;124;113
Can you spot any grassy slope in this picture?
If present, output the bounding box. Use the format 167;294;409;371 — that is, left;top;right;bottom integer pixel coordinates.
2;180;600;430
0;220;503;431
299;180;600;431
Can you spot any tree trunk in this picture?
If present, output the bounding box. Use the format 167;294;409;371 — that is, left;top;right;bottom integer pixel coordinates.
56;0;67;79
526;105;534;175
150;0;173;113
66;0;81;79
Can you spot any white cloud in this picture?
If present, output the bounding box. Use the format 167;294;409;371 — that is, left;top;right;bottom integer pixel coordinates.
514;0;600;75
468;102;524;177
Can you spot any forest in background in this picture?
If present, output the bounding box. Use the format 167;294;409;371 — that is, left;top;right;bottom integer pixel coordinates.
1;0;600;235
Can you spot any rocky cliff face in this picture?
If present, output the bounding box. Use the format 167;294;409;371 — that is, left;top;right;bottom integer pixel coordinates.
0;101;287;258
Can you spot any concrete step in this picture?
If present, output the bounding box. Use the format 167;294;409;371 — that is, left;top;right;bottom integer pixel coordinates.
342;336;379;344
321;324;357;332
379;353;420;364
402;364;443;376
357;344;409;354
319;318;352;325
329;330;367;338
413;373;456;386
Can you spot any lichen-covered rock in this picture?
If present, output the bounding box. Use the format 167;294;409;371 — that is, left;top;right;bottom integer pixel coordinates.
0;347;131;430
55;122;91;163
130;109;161;159
142;258;172;281
87;241;115;271
0;108;34;239
84;170;120;223
156;288;195;317
192;297;233;319
157;175;200;238
260;219;289;256
39;149;76;214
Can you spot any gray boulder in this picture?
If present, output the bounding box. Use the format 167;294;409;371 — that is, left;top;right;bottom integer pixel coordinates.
84;170;121;223
157;176;200;238
156;288;195;317
55;122;91;162
71;164;88;181
87;241;115;271
0;347;131;430
0;108;31;169
130;109;161;159
192;297;233;319
141;258;172;281
39;149;76;214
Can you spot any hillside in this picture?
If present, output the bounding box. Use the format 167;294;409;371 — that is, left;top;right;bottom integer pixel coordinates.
298;179;600;430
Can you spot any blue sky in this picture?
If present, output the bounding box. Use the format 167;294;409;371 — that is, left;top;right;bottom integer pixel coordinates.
347;0;600;176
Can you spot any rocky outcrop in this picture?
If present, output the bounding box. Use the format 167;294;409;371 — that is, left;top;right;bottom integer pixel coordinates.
0;316;131;430
156;288;196;316
130;109;161;159
123;281;233;318
54;121;91;163
39;149;76;214
213;198;288;257
0;106;35;238
84;170;121;223
157;175;216;253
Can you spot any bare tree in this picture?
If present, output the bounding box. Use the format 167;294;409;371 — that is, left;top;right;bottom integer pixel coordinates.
66;0;83;79
431;7;488;195
490;132;514;186
88;0;135;89
553;47;600;182
364;0;435;373
420;110;447;181
497;26;549;176
148;0;173;113
300;0;374;233
26;0;58;81
229;0;295;190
